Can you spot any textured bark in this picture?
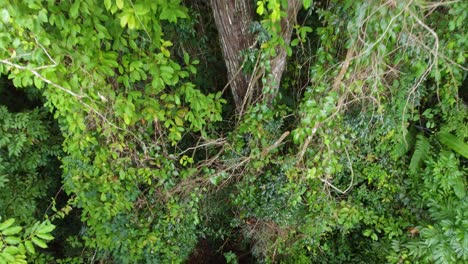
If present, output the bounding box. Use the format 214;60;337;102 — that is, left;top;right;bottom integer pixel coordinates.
210;0;255;110
211;0;301;110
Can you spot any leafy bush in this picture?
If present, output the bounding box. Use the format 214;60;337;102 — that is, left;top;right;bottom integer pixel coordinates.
0;0;466;262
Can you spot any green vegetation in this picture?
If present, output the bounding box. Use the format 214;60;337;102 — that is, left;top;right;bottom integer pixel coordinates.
0;0;466;263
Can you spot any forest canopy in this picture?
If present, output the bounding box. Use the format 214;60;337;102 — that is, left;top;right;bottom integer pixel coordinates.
0;0;467;263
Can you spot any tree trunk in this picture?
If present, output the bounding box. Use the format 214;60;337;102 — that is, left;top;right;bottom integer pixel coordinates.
267;0;301;103
211;0;301;111
210;0;255;111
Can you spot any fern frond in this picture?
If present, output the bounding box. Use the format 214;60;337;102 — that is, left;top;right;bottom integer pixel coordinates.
393;127;416;159
409;134;430;174
438;132;468;159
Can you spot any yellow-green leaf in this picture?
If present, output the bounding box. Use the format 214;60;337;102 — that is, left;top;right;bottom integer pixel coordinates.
100;192;107;202
120;14;129;28
25;241;35;254
104;0;112;10
70;1;80;19
31;237;47;249
37;223;55;234
4;236;21;245
303;0;312;9
0;219;15;231
174;116;183;126
127;14;136;29
1;252;14;263
36;233;54;241
256;2;264;15
116;0;124;9
3;246;19;255
2;226;22;235
438;132;468;158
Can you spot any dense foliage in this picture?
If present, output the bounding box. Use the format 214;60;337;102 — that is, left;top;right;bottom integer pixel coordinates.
0;0;466;263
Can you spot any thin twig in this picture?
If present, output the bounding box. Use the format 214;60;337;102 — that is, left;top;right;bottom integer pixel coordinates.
319;147;355;194
1;59;84;98
178;137;227;156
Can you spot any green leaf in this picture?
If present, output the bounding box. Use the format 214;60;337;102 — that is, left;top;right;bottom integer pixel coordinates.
0;9;10;24
438;132;468;158
100;192;107;202
450;176;466;199
4;236;21;245
160;66;174;74
134;4;149;15
2;226;22;235
174;116;183;126
37;223;55;234
159;6;187;23
127;14;136;29
36;233;54;241
123;114;131;125
31;237;47;249
70;1;80;19
33;76;43;89
24;241;35;254
3;246;19;255
104;0;112;10
0;219;15;231
291;38;300;47
409;134;430;174
256;2;264;15
0;252;14;263
120;14;129;28
116;0;124;9
183;51;190;65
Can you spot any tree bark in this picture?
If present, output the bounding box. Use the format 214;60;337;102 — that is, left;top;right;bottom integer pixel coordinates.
211;0;301;111
210;0;255;111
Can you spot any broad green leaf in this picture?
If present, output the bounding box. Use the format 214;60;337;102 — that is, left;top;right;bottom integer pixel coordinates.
134;4;149;15
70;1;80;19
450;177;466;199
159;8;171;21
3;246;19;255
183;51;190;65
116;0;124;9
33;76;43;89
127;14;136;29
123;114;131;125
174;116;183;126
37;223;55;234
0;252;14;263
160;66;174;74
303;0;312;9
291;38;300;47
0;219;15;231
31;237;47;249
2;226;22;235
36;233;54;241
0;9;10;24
104;0;112;10
438;132;468;158
120;14;129;28
257;2;264;15
24;241;35;254
4;236;21;245
100;192;107;202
